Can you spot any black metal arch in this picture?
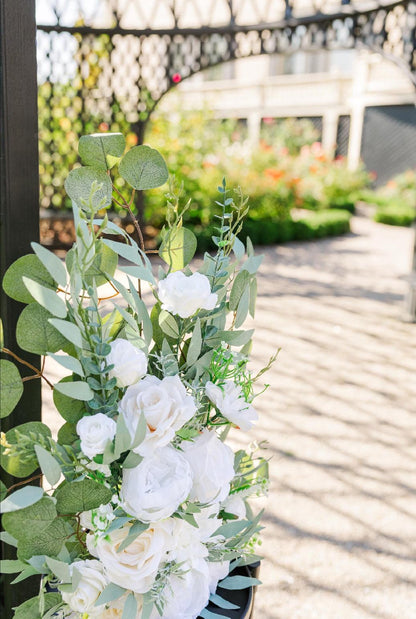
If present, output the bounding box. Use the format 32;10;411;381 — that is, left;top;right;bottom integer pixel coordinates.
36;0;415;139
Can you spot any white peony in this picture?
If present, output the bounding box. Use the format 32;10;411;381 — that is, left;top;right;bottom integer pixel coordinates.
181;430;235;504
76;413;117;459
194;504;222;542
168;519;208;565
207;560;230;594
119;374;196;457
106;338;147;388
61;560;107;617
94;521;172;594
158;271;217;319
206;380;258;431
161;558;211;619
121;446;193;522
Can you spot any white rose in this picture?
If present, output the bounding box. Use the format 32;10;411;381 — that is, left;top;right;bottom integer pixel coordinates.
95;521;172;594
101;592;143;618
76;413;117;459
119;374;196;457
162;559;211;619
121;446;193;522
61;560;107;617
221;493;247;520
207;560;230;594
206;380;258;431
158;271;217;319
181;430;235;504
106;338;147;388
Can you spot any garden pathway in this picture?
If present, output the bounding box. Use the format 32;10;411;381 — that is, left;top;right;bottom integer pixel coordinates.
42;215;416;619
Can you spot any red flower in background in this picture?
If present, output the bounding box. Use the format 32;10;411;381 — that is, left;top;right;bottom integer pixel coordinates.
265;168;284;181
172;73;182;83
99;122;109;132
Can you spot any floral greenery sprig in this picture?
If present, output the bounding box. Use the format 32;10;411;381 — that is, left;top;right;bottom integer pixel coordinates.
0;132;274;619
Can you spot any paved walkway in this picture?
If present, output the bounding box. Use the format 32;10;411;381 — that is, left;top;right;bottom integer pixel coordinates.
43;216;416;618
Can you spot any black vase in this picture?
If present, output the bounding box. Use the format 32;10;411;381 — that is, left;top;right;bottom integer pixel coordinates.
199;562;260;619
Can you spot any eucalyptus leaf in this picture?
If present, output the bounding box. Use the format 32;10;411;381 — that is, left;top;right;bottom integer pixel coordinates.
78;133;126;170
119;145;168;190
16;304;68;355
199;609;226;619
53;377;86;423
48;353;84;377
11;566;39;584
2;254;55;304
54;380;94;401
65;166;113;212
186;319;202;366
0;559;27;575
0;421;51;478
55;478;113;514
249;278;257;319
95;582;127;607
0;359;23;418
159;227;197;272
209;593;239;610
45;557;71;583
234;285;250;329
13;593;61;619
114;413;132;457
232;236;245;261
241;254;263;275
122;592;138;619
128;277;153;345
158;310;179;339
0;486;44;514
218;575;261;590
57;422;79;446
31;242;67;287
2;497;57;540
17;517;70;559
66;240;118;288
118;264;156;285
229;270;250;311
22;277;67;318
103;239;143;265
48;319;83;349
34;445;62;486
117;521;149;553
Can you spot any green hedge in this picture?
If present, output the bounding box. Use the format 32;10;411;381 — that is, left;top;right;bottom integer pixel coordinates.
374;205;415;227
193;209;351;252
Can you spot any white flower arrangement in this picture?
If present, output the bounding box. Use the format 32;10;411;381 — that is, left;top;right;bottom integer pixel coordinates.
0;133;275;618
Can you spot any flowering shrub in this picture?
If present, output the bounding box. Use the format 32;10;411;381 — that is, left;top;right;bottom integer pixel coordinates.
1;134;272;618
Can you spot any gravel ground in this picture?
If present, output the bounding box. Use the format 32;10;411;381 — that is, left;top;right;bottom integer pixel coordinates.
43;216;416;619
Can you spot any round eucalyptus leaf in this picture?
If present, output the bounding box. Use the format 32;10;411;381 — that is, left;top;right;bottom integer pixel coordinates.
53;376;86;423
0;360;23;418
64;166;113;212
0;421;51;478
16;303;68;355
119;145;168;190
78;133;126;170
2;255;55;304
57;422;79;446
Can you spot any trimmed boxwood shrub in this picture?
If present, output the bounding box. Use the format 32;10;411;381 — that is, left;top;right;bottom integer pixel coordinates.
192;209;351;251
374;205;415;227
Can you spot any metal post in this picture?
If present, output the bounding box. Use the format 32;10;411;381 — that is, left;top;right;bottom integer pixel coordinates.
0;0;41;612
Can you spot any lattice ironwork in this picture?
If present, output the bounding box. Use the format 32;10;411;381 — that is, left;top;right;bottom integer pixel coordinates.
35;0;415;209
36;0;416;125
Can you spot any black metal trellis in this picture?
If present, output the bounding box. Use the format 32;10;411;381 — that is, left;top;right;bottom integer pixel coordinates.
36;0;416;144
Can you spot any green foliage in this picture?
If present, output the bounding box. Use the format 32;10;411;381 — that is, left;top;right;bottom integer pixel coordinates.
0;486;44;513
53;376;87;423
0;360;23;418
13;593;62;619
55;479;113;514
78;133;126;170
119;145;169;190
2;255;55;304
16;304;68;355
159;227;197;271
374;204;415;227
1;422;51;478
65;166;113;213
